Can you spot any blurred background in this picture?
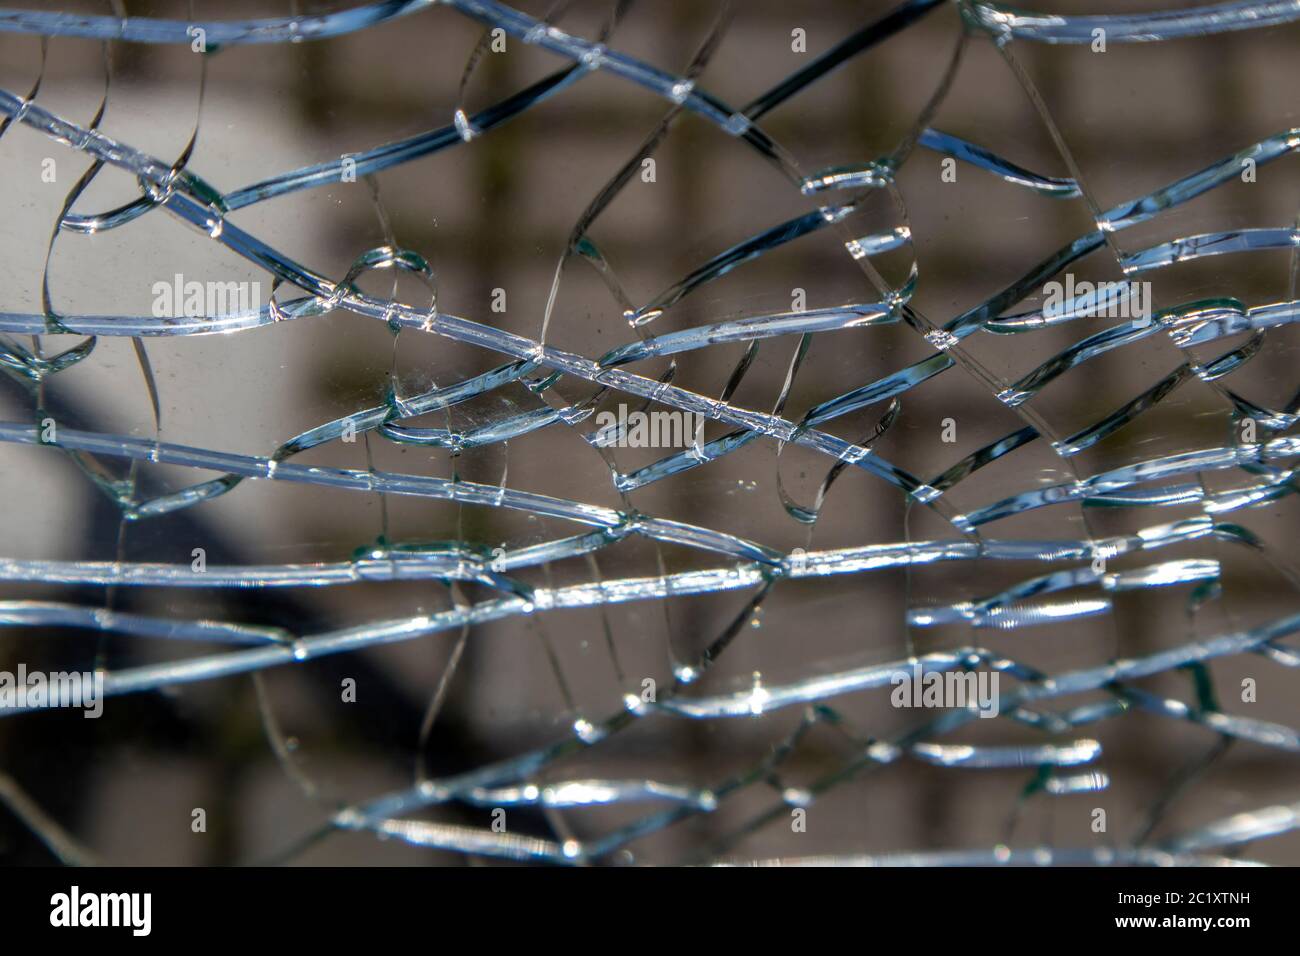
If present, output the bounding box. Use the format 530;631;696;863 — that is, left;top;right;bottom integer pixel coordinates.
1;0;1299;864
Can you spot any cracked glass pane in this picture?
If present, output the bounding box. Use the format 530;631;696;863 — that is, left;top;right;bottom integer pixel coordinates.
1;0;1299;867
